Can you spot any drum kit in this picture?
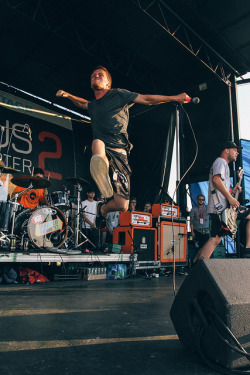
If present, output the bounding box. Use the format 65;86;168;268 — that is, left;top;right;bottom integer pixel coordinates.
0;169;95;253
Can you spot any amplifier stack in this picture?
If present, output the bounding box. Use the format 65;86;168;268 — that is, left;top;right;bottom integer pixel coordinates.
152;203;187;266
113;204;188;267
113;211;157;262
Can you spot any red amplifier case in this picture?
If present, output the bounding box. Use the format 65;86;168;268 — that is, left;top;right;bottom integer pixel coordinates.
119;211;152;227
113;226;157;261
152;204;179;218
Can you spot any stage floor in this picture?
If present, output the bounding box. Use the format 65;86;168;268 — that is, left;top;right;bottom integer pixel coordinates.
0;276;217;375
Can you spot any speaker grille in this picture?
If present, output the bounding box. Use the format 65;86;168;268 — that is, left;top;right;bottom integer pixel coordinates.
133;228;156;261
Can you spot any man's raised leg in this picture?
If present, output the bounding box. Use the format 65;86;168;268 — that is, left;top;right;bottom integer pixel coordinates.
90;139;113;198
101;192;129;215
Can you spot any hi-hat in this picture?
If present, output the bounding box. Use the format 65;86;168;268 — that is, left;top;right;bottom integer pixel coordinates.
65;177;90;186
11;176;52;189
0;166;18;174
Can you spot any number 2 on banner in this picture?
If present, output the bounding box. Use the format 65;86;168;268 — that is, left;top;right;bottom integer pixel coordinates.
38;131;62;180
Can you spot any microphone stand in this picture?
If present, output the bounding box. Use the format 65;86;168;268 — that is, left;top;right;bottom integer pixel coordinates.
73;185;96;249
167;233;187;292
127;228;150;279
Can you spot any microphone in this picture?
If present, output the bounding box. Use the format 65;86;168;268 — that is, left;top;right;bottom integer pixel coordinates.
186;96;200;104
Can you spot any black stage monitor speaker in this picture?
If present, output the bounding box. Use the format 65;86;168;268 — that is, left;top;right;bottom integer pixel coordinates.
170;259;250;370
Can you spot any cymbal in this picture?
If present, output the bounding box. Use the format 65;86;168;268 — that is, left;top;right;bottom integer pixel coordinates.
11;176;52;189
65;177;90;186
0;166;18;174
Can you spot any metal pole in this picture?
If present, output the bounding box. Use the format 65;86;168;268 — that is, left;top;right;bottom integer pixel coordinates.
228;84;237;185
175;105;180;206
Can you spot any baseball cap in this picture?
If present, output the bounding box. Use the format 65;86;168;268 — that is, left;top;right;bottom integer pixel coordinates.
222;141;243;151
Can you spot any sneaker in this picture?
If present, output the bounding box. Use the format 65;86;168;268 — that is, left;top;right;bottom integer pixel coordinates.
90;155;113;198
95;201;107;229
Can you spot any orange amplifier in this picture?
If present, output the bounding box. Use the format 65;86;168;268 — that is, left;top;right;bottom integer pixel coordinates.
119;211;152;227
152;203;179;218
113;226;157;260
158;219;187;264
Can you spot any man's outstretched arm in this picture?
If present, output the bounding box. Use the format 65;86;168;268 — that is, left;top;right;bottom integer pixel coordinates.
134;92;188;105
56;90;89;110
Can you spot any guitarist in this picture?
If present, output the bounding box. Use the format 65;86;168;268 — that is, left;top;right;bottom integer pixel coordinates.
192;141;250;264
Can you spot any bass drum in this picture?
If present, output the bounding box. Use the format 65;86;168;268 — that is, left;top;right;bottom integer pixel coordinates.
14;206;68;249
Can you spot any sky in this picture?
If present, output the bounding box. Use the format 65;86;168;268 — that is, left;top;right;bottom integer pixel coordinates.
168;72;250;201
237;72;250;140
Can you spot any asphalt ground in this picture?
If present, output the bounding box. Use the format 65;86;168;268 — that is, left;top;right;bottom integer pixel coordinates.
0;273;226;375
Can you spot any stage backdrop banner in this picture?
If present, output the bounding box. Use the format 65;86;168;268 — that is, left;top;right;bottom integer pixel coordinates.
0;90;74;192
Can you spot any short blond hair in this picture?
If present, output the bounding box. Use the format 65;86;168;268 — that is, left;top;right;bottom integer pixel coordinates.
91;65;112;89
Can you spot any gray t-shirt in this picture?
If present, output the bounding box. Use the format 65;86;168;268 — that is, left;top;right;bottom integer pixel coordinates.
207;157;231;214
190;205;210;230
88;88;139;152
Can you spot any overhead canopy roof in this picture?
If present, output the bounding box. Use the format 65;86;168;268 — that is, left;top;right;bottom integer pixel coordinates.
0;0;250;200
1;0;250;97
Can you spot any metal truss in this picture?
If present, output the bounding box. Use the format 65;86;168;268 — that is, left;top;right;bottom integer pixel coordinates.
0;0;159;91
131;0;241;86
1;0;242;88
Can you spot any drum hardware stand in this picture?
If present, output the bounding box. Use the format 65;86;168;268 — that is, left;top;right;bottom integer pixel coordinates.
8;188;33;251
63;225;74;249
73;183;96;249
75;182;82;247
0;231;11;247
8;194;23;251
75;209;96;249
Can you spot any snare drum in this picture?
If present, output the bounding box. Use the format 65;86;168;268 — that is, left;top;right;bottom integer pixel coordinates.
14;205;68;249
50;191;70;210
0;201;23;232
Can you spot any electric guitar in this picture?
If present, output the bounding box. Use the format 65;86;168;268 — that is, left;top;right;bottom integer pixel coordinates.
221;168;244;239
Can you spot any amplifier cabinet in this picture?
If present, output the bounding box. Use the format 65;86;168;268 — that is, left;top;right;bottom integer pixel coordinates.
152;203;179;218
119;211;152;227
159;219;187;264
113;226;157;261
